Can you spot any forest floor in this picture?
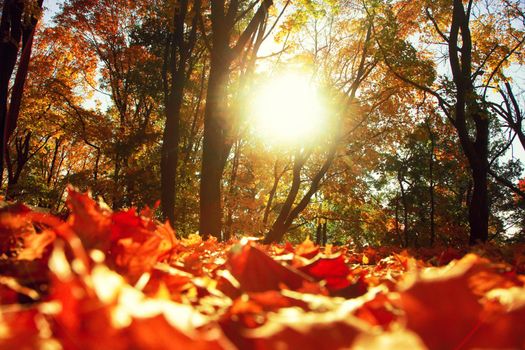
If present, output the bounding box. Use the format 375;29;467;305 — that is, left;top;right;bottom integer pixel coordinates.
1;188;525;349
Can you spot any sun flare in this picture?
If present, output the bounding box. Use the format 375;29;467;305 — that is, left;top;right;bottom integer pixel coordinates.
249;73;327;146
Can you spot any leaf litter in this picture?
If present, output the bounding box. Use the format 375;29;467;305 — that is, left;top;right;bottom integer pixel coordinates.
1;188;524;349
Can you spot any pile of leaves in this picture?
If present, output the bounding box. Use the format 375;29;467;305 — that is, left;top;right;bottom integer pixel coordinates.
1;188;525;349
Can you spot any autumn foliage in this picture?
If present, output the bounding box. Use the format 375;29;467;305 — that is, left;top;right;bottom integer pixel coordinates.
1;188;525;349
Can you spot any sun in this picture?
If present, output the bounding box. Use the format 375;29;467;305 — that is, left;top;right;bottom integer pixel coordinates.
249;72;328;147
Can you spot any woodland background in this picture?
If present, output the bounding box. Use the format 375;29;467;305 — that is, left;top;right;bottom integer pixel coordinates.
1;0;525;247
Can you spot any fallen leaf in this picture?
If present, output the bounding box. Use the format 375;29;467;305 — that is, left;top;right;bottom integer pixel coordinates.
228;243;312;292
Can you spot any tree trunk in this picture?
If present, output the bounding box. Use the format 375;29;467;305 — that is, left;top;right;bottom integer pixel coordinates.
469;164;489;244
315;220;322;245
394;198;403;245
397;170;409;248
161;93;182;226
5;12;37;140
112;151;122;209
265;144;336;243
199;52;231;239
264;152;305;243
426;120;436;246
262;161;285;229
0;0;24;184
322;220;327;245
160;0;199;228
449;0;489;244
47;138;61;185
5;131;30;199
0;0;42;186
223;141;241;240
199;0;273;240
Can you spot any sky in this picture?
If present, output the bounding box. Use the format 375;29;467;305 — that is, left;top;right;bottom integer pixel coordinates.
43;0;61;24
